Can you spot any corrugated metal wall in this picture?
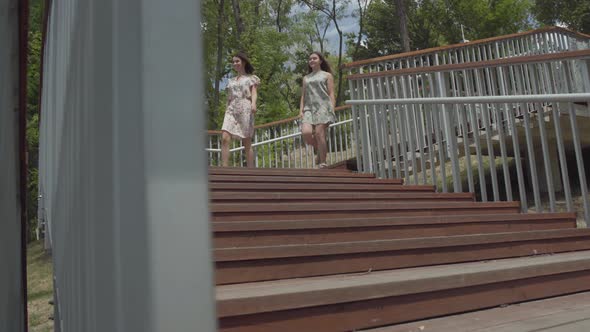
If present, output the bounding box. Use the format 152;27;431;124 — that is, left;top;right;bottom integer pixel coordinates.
0;0;25;331
38;0;216;331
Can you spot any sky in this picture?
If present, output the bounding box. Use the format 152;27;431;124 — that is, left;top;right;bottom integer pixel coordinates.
294;2;363;55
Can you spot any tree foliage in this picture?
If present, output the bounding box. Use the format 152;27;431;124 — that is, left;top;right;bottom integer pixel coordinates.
533;0;590;33
27;0;43;241
349;0;533;59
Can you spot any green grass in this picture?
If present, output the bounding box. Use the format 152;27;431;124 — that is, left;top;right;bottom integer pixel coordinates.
27;240;54;332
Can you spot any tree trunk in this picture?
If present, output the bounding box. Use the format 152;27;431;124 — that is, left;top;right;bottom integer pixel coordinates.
231;0;245;42
332;0;344;105
314;21;326;53
336;27;344;105
276;0;283;32
396;0;410;52
214;0;226;125
353;0;366;59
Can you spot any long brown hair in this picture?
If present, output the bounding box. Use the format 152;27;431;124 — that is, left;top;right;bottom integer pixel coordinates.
307;52;332;74
234;52;255;74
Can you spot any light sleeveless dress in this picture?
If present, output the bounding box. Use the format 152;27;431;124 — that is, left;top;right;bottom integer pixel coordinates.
302;70;335;125
222;75;260;138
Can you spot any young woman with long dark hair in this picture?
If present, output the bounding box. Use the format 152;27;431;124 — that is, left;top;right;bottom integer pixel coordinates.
221;52;260;167
299;52;335;168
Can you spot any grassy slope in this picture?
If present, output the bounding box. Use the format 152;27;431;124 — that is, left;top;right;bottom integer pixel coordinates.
27;240;53;332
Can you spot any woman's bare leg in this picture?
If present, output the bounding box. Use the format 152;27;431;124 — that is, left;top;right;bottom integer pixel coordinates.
221;131;232;167
243;137;255;168
315;123;329;165
301;123;315;146
302;123;320;164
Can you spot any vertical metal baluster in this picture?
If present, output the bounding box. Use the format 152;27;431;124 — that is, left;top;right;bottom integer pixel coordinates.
491;44;513;201
500;65;528;210
435;54;461;192
328;121;333;166
474;68;500;201
280;124;284;168
527;63;556;211
401;75;418;183
368;77;385;177
384;76;401;179
464;63;488;200
425;69;443;191
269;140;273;168
545;62;573;212
254;130;259;167
513;64;542;211
563;61;590;224
208;135;213;166
298;126;303;169
394;77;411;183
349;79;363;171
360;80;373;172
412;71;427;184
376;76;394;178
406;59;420;183
289;123;294;169
422;102;435;186
338;112;344;163
344;108;351;161
456;51;475;194
393;76;410;183
272;127;281;168
261;132;266;167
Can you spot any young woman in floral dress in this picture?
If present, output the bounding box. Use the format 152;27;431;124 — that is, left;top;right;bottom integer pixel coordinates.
300;52;336;168
221;53;260;167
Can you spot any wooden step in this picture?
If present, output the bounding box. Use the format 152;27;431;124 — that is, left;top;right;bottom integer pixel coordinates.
209;191;475;203
210;175;404;185
209;182;435;192
214;213;577;247
364;291;590;331
215;228;590;284
217;251;590;332
211;201;521;221
209;167;372;178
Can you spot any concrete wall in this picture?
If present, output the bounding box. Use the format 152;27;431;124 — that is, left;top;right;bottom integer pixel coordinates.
0;0;25;331
39;0;216;331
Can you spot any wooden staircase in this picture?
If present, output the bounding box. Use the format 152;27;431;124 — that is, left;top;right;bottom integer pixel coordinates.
210;167;590;332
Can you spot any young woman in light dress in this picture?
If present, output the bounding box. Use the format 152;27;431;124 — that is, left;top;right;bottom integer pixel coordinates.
221;53;260;167
299;52;336;168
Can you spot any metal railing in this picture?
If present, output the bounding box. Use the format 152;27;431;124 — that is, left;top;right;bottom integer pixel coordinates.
346;50;590;224
344;26;590;75
207;106;356;168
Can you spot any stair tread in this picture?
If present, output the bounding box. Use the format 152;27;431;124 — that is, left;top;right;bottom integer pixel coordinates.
210;191;474;201
217;250;590;317
210;175;403;184
365;292;590;332
211;201;521;213
209;167;372;177
215;228;590;261
209;182;435;191
213;212;576;231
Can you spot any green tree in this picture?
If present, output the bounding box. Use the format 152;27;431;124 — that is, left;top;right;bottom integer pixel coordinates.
533;0;590;33
27;0;44;241
438;0;533;42
350;0;533;59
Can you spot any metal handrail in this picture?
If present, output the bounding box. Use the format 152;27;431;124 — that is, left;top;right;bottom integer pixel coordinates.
347;93;590;105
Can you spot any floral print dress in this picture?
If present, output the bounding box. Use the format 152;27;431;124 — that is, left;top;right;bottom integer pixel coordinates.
221;75;260;139
302;70;335;125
